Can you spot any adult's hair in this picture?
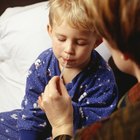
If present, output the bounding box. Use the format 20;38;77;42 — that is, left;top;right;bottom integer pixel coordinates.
87;0;140;65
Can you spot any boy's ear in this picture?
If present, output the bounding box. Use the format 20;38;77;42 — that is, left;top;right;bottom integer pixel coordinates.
47;24;52;36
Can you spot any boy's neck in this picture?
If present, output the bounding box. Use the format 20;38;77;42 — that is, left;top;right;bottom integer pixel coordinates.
62;68;81;84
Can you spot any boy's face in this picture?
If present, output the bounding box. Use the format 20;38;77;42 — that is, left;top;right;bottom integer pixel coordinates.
48;21;98;70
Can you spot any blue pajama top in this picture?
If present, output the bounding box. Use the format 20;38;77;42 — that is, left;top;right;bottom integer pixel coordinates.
18;48;118;140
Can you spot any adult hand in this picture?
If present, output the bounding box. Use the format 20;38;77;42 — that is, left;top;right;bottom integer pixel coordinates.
38;76;73;138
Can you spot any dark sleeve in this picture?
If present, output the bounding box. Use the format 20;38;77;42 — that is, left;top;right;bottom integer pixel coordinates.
74;118;108;140
74;102;140;140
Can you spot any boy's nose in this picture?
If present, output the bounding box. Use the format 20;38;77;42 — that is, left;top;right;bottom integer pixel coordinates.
64;43;74;55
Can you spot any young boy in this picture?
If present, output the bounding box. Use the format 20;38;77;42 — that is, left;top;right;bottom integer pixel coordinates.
0;0;118;140
38;0;140;139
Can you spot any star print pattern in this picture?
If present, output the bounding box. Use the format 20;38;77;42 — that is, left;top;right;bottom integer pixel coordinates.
0;48;118;140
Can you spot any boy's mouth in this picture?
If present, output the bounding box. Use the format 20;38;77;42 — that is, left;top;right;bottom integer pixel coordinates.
63;59;75;65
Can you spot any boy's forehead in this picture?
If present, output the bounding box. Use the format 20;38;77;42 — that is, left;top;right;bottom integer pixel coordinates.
53;25;96;40
53;23;93;34
52;20;95;33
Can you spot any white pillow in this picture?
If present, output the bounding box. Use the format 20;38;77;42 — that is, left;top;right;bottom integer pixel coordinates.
0;1;51;112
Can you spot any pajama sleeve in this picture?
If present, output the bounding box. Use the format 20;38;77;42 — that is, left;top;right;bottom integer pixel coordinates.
72;69;118;132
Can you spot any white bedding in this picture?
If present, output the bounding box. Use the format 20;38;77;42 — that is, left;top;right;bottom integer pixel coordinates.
0;1;51;112
0;1;111;112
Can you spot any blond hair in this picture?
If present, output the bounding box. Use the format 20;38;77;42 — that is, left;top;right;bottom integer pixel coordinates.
48;0;95;32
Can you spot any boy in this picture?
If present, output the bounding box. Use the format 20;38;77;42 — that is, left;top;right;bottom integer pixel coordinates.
38;0;140;139
0;0;118;140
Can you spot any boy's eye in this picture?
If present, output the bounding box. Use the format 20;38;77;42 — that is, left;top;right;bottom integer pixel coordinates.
57;36;66;41
58;38;65;41
77;40;88;46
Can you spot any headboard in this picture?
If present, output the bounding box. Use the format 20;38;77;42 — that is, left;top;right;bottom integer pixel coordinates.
0;0;48;15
